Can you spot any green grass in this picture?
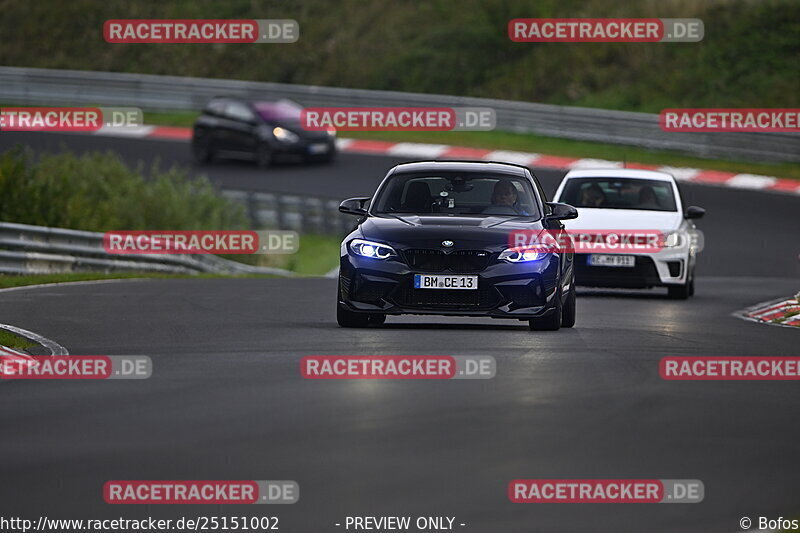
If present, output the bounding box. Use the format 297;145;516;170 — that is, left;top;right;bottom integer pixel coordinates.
278;234;340;275
0;329;37;351
220;233;341;275
144;110;199;128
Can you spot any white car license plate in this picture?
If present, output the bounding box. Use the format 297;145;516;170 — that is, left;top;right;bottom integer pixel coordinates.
587;254;635;267
414;274;478;290
308;143;330;154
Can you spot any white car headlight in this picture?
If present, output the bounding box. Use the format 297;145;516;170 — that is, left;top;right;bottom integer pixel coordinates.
350;239;396;259
660;231;683;248
499;247;549;263
273;126;299;143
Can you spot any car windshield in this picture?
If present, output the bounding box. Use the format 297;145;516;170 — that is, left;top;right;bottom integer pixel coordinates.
253;100;303;122
372;172;540;218
560;177;678;211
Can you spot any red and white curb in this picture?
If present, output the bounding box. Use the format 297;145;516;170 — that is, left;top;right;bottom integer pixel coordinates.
334;139;800;195
734;295;800;328
91;125;800;196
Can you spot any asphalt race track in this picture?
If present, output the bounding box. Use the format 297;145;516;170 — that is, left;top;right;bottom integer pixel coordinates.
1;131;799;532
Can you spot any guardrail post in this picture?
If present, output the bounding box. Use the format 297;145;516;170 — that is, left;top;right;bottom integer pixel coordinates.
302;197;324;234
251;192;279;229
278;195;302;231
220;190;253;227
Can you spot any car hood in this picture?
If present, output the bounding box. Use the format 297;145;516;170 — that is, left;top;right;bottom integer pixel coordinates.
563;208;683;231
360;215;543;249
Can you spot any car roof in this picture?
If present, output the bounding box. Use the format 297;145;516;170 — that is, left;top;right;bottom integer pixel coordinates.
391;160;530;176
563;168;676;182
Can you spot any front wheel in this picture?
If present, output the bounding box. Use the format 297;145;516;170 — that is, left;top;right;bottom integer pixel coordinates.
337;284;370;327
192;136;214;163
529;289;562;331
560;285;576;328
256;143;273;168
337;304;370;328
667;269;694;300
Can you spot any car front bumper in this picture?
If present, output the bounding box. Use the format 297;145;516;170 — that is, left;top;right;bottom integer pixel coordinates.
273;138;336;158
339;252;564;319
574;248;693;288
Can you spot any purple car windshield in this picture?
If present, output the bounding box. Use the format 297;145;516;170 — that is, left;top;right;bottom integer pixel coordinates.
253;101;303;122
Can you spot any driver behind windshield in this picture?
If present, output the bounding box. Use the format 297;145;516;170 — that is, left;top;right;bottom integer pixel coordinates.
579;183;606;207
486;179;530;215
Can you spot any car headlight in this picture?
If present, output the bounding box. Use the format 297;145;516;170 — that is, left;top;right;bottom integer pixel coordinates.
273;126;299;143
659;231;682;248
350;239;396;259
498;247;549;263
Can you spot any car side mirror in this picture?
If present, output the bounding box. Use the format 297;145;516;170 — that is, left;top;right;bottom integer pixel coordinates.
339;197;371;216
685;206;705;219
545;202;579;221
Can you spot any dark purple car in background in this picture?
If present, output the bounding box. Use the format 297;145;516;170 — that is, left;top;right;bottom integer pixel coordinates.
192;97;337;167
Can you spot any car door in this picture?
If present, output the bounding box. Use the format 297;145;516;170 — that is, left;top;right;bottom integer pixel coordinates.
222;101;259;155
194;98;227;151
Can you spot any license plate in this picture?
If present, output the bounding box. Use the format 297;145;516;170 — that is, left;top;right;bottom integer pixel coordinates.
587;254;635;267
308;143;330;154
414;274;478;290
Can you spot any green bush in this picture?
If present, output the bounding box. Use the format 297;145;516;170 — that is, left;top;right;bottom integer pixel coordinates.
0;0;797;111
0;148;248;231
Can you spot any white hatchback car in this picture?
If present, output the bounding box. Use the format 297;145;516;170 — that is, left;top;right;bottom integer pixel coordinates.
553;169;704;299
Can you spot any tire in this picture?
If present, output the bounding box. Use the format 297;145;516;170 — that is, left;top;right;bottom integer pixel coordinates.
192;137;214;164
336;284;369;327
667;266;694;300
368;314;386;325
529;288;562;331
560;285;576;328
337;303;370;328
256;143;273;168
323;150;337;164
667;282;691;300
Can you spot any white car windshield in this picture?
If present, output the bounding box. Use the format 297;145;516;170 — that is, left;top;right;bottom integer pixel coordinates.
560;177;677;211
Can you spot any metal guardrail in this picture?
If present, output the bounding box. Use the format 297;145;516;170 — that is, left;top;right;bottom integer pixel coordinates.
0;222;296;276
1;66;798;163
0;186;353;275
220;190;354;235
